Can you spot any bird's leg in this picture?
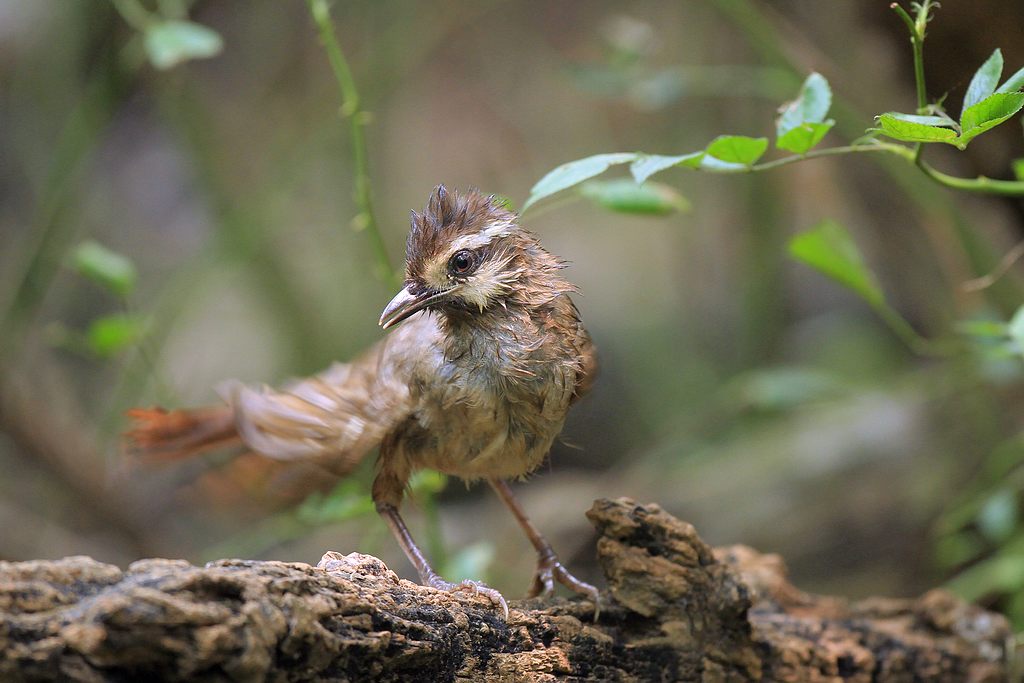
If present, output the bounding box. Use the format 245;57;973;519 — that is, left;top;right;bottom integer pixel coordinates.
372;465;508;618
489;478;599;602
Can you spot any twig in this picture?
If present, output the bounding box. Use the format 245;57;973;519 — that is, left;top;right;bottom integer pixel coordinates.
962;240;1024;292
307;0;398;286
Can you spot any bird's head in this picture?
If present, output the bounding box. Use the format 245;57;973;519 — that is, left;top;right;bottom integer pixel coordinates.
379;185;570;330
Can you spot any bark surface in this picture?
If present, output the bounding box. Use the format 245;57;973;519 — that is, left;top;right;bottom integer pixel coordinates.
0;498;1011;681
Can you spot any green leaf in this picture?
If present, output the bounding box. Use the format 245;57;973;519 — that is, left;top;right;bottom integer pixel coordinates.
730;367;843;412
935;532;986;569
409;470;448;495
776;120;834;154
522;153;637;211
883;113;956;127
702;135;768;168
1008;305;1024;356
776;72;832;138
1013;159;1024;182
444;541;495;583
788;220;884;307
629;152;703;184
85;314;148;358
957;92;1024;148
144;20;223;70
71;240;137;296
978;489;1018;543
948;552;1024;601
997;65;1024;94
491;194;515;211
956;319;1008;339
297;480;374;524
963;49;1003;114
872;113;958;144
579;179;690;215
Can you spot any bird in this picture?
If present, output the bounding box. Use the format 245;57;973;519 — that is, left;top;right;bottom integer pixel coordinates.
126;185;599;617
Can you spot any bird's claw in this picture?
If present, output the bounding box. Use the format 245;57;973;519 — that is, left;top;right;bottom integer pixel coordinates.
528;553;600;605
427;576;509;620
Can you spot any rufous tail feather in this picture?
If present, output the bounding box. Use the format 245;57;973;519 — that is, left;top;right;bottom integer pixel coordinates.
124;406;240;461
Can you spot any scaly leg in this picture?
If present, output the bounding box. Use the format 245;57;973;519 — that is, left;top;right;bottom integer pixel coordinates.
375;503;508;619
489;479;599;602
372;462;508;618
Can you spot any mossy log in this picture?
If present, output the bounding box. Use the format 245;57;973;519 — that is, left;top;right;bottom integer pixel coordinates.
0;498;1011;681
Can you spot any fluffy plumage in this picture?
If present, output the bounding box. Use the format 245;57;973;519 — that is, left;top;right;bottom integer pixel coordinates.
126;185;598;612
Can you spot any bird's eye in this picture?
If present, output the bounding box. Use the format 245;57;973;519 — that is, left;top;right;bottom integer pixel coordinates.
448;249;477;276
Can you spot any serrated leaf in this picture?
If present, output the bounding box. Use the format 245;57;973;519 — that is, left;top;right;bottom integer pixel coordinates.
72;240;137;296
522;153;637;211
884;113;957;127
776;120;834;154
703;135;768;167
997;65;1024;94
580;179;689;215
85;314;148;358
144;20;223;70
872;113;958;144
964;49;1003;114
788;220;884;308
629;152;703;184
776;72;832;138
958;92;1024;148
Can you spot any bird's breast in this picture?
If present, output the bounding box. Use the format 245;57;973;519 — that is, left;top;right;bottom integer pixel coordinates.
389;310;578;480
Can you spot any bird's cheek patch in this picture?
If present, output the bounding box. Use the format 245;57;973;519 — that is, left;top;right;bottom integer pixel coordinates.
459;260;514;311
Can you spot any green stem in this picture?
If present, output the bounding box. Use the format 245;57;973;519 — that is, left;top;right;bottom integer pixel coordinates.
910;19;927;113
710;143;1024;197
110;0;153;30
307;0;398;287
747;143;910;171
874;302;947;358
914;159;1024;196
891;3;930;161
0;33;132;363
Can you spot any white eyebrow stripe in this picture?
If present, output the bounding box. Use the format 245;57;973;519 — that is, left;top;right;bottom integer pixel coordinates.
449;219;514;252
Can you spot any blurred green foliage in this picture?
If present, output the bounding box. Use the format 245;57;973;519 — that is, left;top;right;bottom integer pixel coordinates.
525;0;1024;627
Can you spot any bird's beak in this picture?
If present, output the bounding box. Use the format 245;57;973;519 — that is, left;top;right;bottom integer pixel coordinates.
379;286;448;330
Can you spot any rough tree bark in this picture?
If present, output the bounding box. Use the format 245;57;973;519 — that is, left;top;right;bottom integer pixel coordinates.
0;498;1012;682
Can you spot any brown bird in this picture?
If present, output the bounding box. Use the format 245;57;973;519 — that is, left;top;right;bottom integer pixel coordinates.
127;186;598;616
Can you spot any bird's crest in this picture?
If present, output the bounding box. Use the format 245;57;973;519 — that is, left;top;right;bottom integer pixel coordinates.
405;185;516;281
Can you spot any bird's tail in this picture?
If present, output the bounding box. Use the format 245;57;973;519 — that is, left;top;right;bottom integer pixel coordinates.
124;405;240;461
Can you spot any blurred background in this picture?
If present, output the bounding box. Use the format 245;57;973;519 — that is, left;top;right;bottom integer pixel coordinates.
3;0;1024;624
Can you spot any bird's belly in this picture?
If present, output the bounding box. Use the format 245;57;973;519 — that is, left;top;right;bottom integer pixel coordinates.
411;400;558;480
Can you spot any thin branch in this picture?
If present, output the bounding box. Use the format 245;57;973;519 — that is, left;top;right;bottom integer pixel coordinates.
700;143;1024;197
891;2;930;165
962;240;1024;292
747;143;913;171
307;0;398;286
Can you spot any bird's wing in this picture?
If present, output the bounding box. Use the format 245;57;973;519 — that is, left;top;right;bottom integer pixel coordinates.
218;314;440;477
567;299;598;403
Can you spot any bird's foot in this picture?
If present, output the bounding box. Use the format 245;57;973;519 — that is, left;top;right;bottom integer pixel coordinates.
426;575;509;620
529;552;600;604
